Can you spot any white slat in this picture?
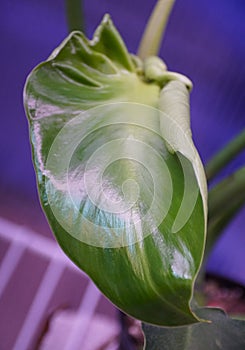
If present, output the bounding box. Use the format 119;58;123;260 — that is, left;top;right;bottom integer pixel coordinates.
0;240;25;298
13;258;64;350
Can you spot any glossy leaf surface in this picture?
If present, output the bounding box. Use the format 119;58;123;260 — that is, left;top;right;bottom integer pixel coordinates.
143;307;245;349
24;15;207;326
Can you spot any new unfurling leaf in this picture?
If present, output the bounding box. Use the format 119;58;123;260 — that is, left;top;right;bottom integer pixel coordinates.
24;15;207;326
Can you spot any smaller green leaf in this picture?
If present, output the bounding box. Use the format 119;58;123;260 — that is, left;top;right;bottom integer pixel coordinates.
143;308;245;350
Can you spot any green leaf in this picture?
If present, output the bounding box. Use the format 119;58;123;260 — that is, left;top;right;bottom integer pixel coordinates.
142;307;245;349
24;15;207;326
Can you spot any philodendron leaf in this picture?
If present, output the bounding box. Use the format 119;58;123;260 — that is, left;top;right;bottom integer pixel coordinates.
24;15;207;326
143;308;245;349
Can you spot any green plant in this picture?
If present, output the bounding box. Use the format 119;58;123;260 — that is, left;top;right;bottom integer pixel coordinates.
24;0;245;348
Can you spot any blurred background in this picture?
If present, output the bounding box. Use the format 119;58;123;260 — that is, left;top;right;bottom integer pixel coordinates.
0;0;245;349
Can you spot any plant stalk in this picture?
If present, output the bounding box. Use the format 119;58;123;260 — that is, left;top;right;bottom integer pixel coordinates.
66;0;85;33
206;197;244;255
208;166;245;217
137;0;175;60
205;129;245;181
205;166;245;255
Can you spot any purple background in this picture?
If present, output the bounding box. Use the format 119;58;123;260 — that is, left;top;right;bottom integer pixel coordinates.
1;0;245;284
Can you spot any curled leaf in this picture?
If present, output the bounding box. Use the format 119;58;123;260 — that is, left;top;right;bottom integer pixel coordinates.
24;15;207;326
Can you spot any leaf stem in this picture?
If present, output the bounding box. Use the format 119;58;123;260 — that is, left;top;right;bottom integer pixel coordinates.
206;166;245;254
208;167;245;218
205;129;245;181
206;198;244;254
65;0;85;33
137;0;175;60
